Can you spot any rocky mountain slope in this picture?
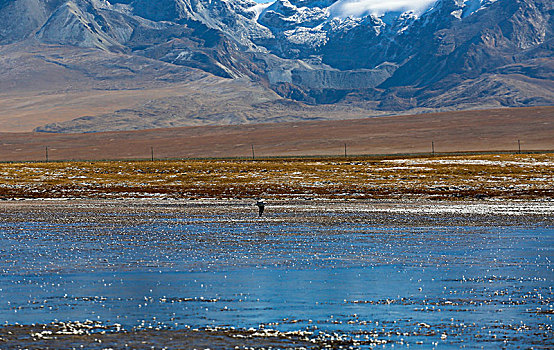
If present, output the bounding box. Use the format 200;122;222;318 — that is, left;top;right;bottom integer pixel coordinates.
0;0;552;132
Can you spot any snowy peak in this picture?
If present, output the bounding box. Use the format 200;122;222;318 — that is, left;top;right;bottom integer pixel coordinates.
0;0;551;112
259;0;503;28
328;0;437;20
259;0;329;30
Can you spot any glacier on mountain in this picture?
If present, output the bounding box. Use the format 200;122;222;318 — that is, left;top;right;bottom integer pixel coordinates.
255;0;501;27
327;0;437;19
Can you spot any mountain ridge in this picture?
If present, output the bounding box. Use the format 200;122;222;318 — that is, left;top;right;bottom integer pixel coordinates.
0;0;552;133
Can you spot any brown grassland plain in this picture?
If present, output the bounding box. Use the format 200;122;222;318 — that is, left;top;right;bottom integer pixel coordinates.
0;106;552;162
0;153;552;200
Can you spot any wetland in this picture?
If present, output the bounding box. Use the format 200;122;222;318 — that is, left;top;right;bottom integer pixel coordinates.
0;153;552;349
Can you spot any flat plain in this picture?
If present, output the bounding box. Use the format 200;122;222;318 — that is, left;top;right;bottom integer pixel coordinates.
0;106;552;162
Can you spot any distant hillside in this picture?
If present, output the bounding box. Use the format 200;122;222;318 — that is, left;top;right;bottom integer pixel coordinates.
0;106;552;161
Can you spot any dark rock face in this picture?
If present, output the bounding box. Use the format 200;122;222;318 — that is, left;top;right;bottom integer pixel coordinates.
0;0;64;44
380;0;552;87
1;0;552;113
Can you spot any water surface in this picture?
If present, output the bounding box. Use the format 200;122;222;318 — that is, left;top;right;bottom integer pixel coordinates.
0;200;552;348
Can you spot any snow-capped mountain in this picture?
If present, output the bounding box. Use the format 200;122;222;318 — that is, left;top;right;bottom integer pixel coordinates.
0;0;552;131
251;0;552;106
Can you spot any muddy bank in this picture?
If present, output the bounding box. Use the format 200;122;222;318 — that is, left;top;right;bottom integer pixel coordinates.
0;323;319;350
1;198;553;227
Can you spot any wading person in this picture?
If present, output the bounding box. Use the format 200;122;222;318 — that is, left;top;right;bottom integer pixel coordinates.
256;199;265;217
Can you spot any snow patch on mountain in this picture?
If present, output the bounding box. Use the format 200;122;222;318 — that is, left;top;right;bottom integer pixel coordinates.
458;0;499;18
249;2;273;20
328;0;437;19
321;0;500;22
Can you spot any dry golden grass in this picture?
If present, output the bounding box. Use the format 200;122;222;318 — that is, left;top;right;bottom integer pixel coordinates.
0;153;552;200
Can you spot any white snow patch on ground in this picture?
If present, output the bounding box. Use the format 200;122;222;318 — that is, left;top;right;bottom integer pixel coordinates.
354;202;554;216
383;159;554;167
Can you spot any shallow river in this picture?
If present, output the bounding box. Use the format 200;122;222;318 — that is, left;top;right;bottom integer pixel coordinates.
0;200;552;348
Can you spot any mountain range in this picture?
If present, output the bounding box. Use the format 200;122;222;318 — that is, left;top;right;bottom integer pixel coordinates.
0;0;552;132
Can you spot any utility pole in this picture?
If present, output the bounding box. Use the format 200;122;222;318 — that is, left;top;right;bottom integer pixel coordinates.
344;143;347;157
432;141;435;156
251;144;255;160
518;139;521;154
45;146;49;162
151;147;154;161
